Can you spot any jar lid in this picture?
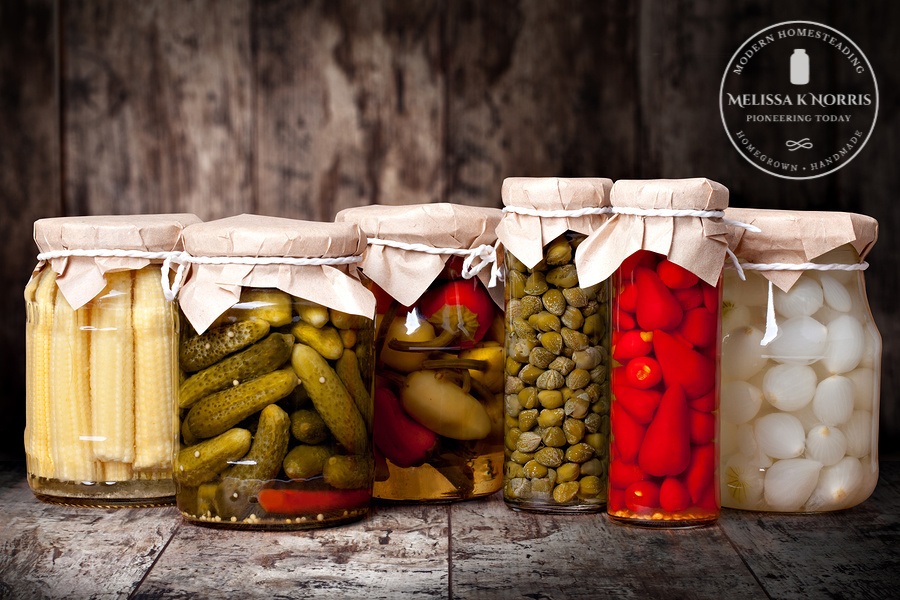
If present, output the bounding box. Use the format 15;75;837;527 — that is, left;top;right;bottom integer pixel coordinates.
336;203;502;308
575;178;730;287
724;208;878;291
32;213;201;310
178;214;374;334
497;177;613;269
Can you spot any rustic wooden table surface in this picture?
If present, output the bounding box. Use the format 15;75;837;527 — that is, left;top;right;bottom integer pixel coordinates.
1;459;897;599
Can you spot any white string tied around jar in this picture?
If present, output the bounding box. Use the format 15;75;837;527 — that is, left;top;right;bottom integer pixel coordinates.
365;237;503;288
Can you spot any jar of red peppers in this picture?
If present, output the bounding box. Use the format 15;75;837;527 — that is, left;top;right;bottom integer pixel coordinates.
335;204;505;502
576;178;732;527
25;214;200;507
174;215;376;529
719;208;881;512
497;177;614;513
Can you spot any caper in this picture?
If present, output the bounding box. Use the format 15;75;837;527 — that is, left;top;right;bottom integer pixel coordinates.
561;328;589;351
505;376;525;394
535;332;560;356
584;412;603;434
511;450;535;465
564;396;590;419
505;394;523;418
572;347;603;370
585;382;603;402
506;356;523;376
584;433;606;454
562;287;588;307
537;390;564;409
541;426;566;448
524;271;549;296
508;337;537;362
582;300;600;317
589;365;607;384
523;460;549;479
536;369;564;390
519;295;544;319
506;477;530;498
561;306;584;329
519;364;544;385
506;462;526;479
548;356;575;376
516;431;543;453
518;408;539;433
546;264;578;288
518;387;538;410
528;346;556;369
528;311;561;333
531;478;554;495
504;426;521;451
534;447;564;468
566;368;591;390
505;414;519;429
578;475;603;497
545;237;573;266
565;442;596;464
537;408;565;428
583;313;605;338
581;458;604;476
552;481;580;503
507;253;527;273
512;317;537;340
563;417;586;444
556;462;580;483
507;269;527;299
542;289;566;316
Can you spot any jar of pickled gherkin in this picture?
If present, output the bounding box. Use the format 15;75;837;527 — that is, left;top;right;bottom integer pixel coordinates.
719;208;880;513
496;177;614;513
576;178;733;527
335;203;505;502
174;214;376;529
25;214;201;506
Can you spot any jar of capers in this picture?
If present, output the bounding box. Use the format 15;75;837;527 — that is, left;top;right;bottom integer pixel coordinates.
497;178;613;513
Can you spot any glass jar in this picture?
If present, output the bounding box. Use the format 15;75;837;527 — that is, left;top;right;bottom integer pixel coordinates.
497;177;614;513
720;244;881;512
25;214;199;506
607;250;721;526
336;203;504;502
174;215;376;529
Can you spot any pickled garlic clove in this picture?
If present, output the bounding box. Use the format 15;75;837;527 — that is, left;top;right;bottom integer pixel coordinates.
765;316;827;365
773;276;824;319
845;368;876;411
721;380;763;424
812;375;855;426
822;314;866;374
805;456;863;511
755;413;806;459
721;303;752;334
819;273;853;312
805;425;848;466
763;364;817;412
722;326;768;381
722;455;765;509
723;271;770;307
840;409;873;458
762;458;823;511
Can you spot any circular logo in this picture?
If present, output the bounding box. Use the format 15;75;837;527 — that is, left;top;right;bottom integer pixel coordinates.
720;21;878;180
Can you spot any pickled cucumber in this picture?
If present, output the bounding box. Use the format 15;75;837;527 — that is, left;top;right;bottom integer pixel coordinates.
290;409;330;444
175;428;252;487
185;368;298;439
323;454;373;490
290;321;344;360
335;349;373;427
179;333;294;409
283;444;335;479
291;344;369;454
229;289;293;327
180;318;271;372
329;309;368;330
295;301;329;328
225;404;290;480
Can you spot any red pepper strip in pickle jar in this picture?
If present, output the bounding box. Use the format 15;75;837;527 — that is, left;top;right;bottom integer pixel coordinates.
174;215;376;530
25;214;201;507
575;178;745;527
719;208;881;513
335;203;505;502
496;177;614;513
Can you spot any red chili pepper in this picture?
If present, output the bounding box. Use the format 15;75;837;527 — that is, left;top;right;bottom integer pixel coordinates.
416;279;495;347
690;390;717;413
638;384;691;478
652;329;715;400
657;259;699;289
612;330;653;361
614;308;637;331
256;488;370;515
684;443;716;504
609;460;646;490
611;401;645;464
617;282;639;313
371;282;399;315
672;286;703;311
635;267;683;332
624;356;663;389
619;249;659;276
612;383;661;425
659;477;691;512
690;409;716;445
677;307;718;349
373;386;438;468
625;480;660;513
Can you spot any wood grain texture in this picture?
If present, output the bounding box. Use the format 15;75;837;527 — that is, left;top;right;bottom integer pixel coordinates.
60;0;253;220
444;0;639;207
253;0;445;221
0;464;181;599
133;503;449;599
449;494;766;600
0;0;60;461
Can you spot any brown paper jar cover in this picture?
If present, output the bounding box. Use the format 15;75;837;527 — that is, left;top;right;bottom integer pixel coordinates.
177;214;374;333
336;203;503;308
724;207;879;292
32;214;201;310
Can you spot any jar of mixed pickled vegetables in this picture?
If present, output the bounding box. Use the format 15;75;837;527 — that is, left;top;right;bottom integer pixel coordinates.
720;208;881;513
336;204;505;502
497;177;614;513
576;178;732;527
25;214;200;506
174;215;376;529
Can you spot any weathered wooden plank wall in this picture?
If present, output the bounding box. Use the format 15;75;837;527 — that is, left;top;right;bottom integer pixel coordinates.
1;0;898;461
